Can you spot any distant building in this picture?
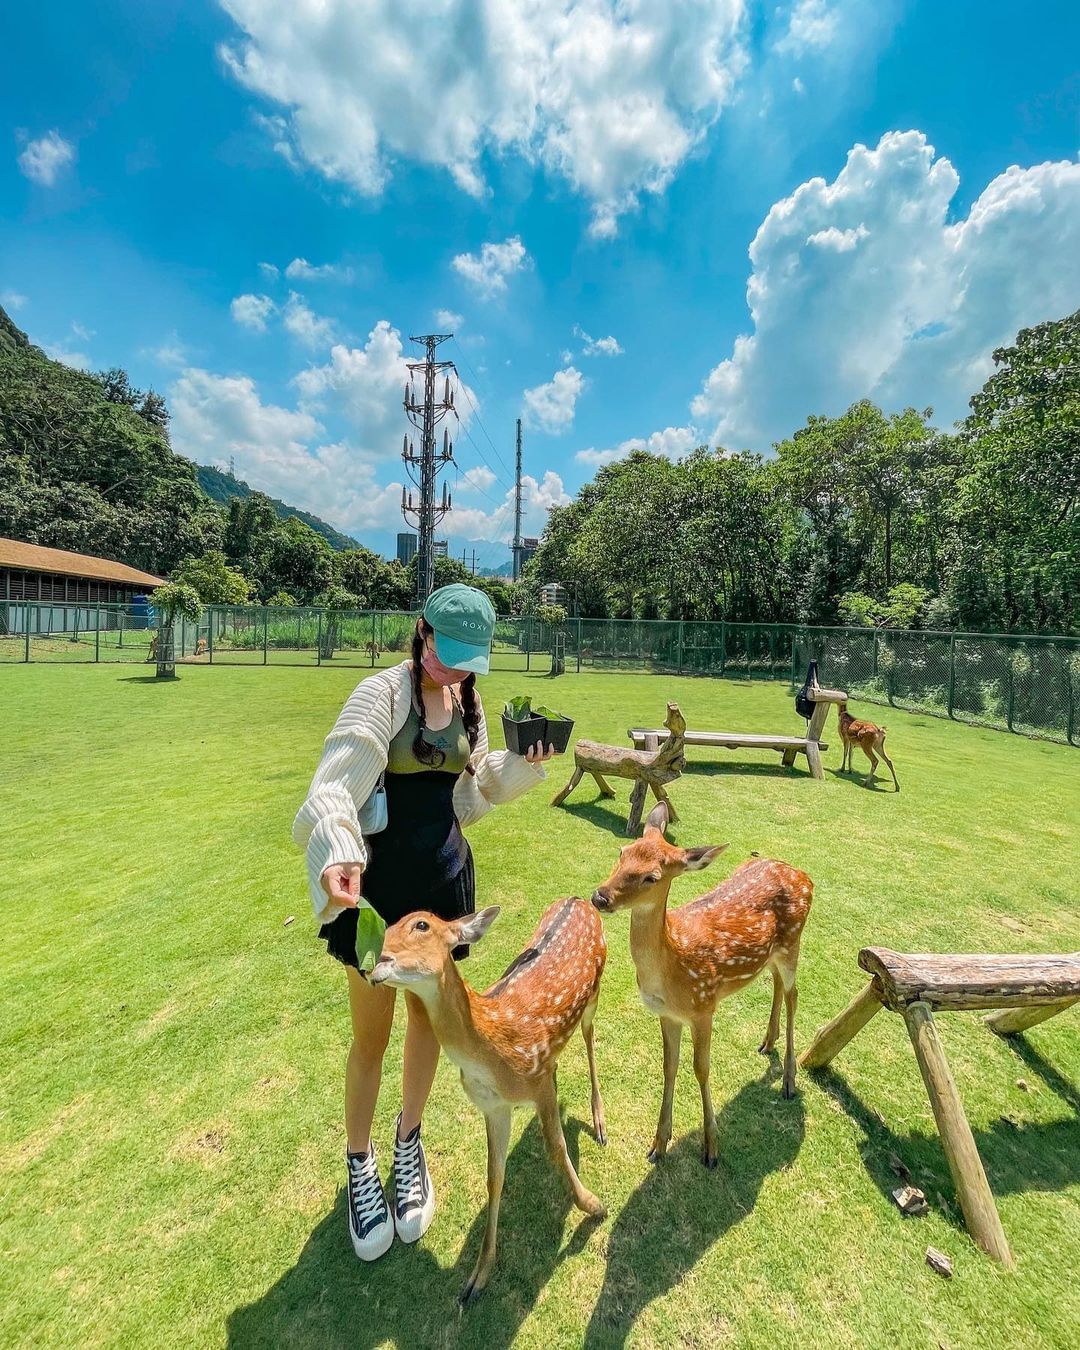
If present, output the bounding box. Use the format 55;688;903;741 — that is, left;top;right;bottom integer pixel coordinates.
396;532;418;566
512;536;539;579
540;582;569;609
433;539;449;558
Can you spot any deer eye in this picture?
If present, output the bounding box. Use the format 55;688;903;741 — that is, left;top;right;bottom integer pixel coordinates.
414;920;429;932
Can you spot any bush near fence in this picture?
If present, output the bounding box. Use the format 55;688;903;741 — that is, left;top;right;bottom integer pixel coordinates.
5;602;1078;745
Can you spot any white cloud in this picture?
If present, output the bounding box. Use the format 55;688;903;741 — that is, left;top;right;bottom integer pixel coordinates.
218;0;747;236
44;344;92;371
295;319;412;436
692;131;1080;449
576;425;699;467
17;130;76;186
169;367;403;535
1;291;27;310
71;321;94;342
522;366;585;434
284;257;354;282
282;291;335;347
452;237;529;299
575;325;624;357
258;261;279;279
775;0;840;56
435;309;464;330
448;470;570;541
144;334;189;368
459;466;497;494
230;293;276;331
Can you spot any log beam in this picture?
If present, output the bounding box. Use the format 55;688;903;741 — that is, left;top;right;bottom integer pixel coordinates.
985;997;1078;1037
903;1000;1014;1268
798;981;884;1069
859;948;1080;1013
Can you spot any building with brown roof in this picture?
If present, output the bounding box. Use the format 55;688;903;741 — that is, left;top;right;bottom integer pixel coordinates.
0;537;164;606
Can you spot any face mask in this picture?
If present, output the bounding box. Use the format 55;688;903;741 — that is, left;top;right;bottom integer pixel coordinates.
421;646;466;686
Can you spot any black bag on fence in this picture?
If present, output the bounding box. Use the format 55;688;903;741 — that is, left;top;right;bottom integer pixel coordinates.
795;660;819;720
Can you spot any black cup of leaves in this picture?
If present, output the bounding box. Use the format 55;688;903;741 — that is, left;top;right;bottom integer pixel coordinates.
502;695;575;755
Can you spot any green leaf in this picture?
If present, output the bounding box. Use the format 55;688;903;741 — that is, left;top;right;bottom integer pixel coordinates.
503;695;533;721
530;703;570;722
354;903;387;973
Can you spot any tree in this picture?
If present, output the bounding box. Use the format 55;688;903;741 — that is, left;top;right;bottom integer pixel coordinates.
150;581;201;678
261;517;335;603
173;550;252;604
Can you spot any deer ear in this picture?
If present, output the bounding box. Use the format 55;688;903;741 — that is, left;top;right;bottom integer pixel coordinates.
682;844;728;871
644;801;671;836
454;906;501;945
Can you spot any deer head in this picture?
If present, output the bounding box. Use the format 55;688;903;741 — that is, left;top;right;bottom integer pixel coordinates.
371;907;501;991
591;802;726;912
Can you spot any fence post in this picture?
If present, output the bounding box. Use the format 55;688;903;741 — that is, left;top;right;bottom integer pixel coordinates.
720;620;727;676
263;608;269;666
1067;648;1076;747
208;610;214;664
370;610;376;667
577;617;582;674
24;604;30;663
947;633;957;718
316;611;323;666
95;605;100;662
676;619;684;675
525;617;531;673
1006;653;1015;732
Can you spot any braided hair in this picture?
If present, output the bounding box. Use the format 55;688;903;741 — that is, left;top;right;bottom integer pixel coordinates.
410;618;482;768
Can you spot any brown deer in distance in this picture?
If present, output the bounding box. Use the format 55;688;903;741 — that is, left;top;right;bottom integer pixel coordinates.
591;802;812;1167
372;898;607;1304
837;700;900;791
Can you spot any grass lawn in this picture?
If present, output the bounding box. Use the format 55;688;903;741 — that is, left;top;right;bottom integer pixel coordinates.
1;664;1077;1349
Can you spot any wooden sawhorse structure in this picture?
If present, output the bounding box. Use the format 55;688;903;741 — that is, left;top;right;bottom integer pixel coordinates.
627;682;847;782
800;948;1080;1268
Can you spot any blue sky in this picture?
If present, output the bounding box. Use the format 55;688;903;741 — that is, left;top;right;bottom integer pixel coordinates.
3;1;1079;569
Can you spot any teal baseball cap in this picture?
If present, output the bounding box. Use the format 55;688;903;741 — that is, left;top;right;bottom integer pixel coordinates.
423;584;496;674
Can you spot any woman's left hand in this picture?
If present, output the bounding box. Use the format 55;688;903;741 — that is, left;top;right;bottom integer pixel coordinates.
524;741;557;764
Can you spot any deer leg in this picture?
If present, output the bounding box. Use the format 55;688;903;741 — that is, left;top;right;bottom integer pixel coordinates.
878;739;900;792
759;967;784;1055
864;745;878;787
776;961;799;1099
460;1106;512;1306
580;998;606;1146
647;1017;682;1164
690;1016;718;1168
551;766;583;807
535;1076;605;1218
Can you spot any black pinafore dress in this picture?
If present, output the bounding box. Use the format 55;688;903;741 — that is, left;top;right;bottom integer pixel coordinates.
320;698;477;968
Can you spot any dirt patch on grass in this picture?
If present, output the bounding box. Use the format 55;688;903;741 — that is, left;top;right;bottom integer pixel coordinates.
0;1095;89;1172
170;1123;229;1166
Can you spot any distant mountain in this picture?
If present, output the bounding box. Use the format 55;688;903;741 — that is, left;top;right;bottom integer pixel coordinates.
196;465;363;552
478;561;512;577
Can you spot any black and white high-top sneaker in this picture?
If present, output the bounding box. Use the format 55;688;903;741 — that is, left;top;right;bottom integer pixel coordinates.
392;1115;435;1244
346;1145;394;1262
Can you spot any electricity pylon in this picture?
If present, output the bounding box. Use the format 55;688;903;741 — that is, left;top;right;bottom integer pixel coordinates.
402;334;456;605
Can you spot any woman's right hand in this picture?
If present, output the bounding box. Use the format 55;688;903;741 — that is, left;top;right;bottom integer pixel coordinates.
321;863;364;908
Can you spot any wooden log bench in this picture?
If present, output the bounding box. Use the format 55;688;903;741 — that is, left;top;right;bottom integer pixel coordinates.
799;948;1080;1268
627;685;846;782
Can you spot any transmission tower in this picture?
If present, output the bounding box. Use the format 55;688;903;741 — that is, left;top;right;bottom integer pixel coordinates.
512;417;523;580
402;334;456;604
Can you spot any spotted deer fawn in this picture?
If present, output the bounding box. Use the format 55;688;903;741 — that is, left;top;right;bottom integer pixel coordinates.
838;701;900;791
372;898;607;1304
591;802;812;1168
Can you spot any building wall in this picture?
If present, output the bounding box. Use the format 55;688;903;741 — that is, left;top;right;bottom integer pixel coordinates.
1;567;148;605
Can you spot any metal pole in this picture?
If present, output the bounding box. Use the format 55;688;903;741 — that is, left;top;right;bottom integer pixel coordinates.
263;608;268;665
677;619;684;675
577;616;582;674
720;620;727;676
512;418;523;580
208;610;214;664
24;604;30;663
947;633;957;718
95;605;100;662
316;610;323;666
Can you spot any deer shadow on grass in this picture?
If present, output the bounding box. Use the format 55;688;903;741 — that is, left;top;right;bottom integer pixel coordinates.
225;1115;602;1349
813;1060;1080;1232
583;1063;806;1349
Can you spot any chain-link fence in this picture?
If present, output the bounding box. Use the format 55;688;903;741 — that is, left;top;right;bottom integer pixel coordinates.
6;602;1077;745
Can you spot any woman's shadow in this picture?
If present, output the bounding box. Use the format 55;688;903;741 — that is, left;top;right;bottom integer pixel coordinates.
225;1116;600;1349
584;1061;806;1348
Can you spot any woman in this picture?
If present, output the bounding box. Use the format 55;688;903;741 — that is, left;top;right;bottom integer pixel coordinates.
292;584;553;1262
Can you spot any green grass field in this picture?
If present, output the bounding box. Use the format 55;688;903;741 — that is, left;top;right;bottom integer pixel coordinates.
1;664;1077;1349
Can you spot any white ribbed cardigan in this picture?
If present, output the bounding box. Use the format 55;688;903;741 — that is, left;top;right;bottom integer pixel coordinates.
292;661;545;924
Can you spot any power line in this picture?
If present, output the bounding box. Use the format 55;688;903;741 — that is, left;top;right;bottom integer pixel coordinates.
450;338;517;483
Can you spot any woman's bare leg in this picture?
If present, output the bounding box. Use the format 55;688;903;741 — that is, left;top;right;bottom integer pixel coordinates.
400;991;441;1135
345;967;396;1153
